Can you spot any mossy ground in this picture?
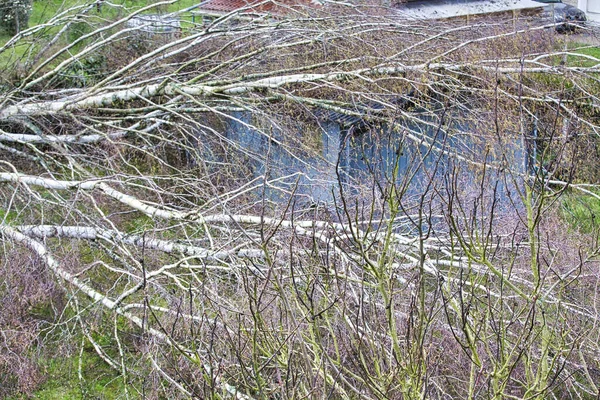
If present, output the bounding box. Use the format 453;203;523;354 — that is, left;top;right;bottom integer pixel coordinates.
8;349;125;400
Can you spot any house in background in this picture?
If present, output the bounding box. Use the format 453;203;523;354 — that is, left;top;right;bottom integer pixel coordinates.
127;14;181;35
578;0;600;20
193;0;579;22
195;0;321;18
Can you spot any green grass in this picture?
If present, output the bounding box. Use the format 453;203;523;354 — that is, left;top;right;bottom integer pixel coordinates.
30;0;201;26
0;0;204;72
537;41;600;69
565;42;600;67
1;0;203;45
573;46;600;59
8;347;125;400
560;190;600;234
0;208;19;224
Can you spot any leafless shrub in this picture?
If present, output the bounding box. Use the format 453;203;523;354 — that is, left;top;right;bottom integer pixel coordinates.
1;1;600;398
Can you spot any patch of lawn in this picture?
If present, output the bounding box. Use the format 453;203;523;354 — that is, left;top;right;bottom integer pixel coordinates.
8;348;125;400
0;208;19;224
565;42;600;67
1;0;201;45
0;0;204;77
561;189;600;234
575;46;600;58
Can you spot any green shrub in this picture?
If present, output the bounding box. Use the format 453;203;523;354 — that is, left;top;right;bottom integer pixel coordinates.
57;54;107;88
561;190;600;234
0;0;32;35
67;20;93;43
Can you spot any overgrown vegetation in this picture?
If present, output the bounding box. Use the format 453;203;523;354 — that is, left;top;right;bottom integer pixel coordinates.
1;1;600;398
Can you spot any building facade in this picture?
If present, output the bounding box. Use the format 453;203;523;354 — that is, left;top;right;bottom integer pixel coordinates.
578;0;600;20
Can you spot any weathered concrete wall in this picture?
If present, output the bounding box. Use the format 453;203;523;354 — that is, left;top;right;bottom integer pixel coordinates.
222;111;531;211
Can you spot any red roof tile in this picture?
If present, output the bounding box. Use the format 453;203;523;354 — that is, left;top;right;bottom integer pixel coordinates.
199;0;318;15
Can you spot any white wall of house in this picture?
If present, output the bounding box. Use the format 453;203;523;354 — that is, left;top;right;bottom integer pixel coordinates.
579;0;600;21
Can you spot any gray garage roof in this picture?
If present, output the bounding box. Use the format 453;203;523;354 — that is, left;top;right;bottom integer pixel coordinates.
397;0;547;20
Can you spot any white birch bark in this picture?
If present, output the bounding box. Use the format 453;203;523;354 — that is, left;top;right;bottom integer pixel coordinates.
0;225;256;400
15;224;264;260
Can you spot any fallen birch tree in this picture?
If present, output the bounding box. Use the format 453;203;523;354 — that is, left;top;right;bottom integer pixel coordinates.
1;0;600;398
